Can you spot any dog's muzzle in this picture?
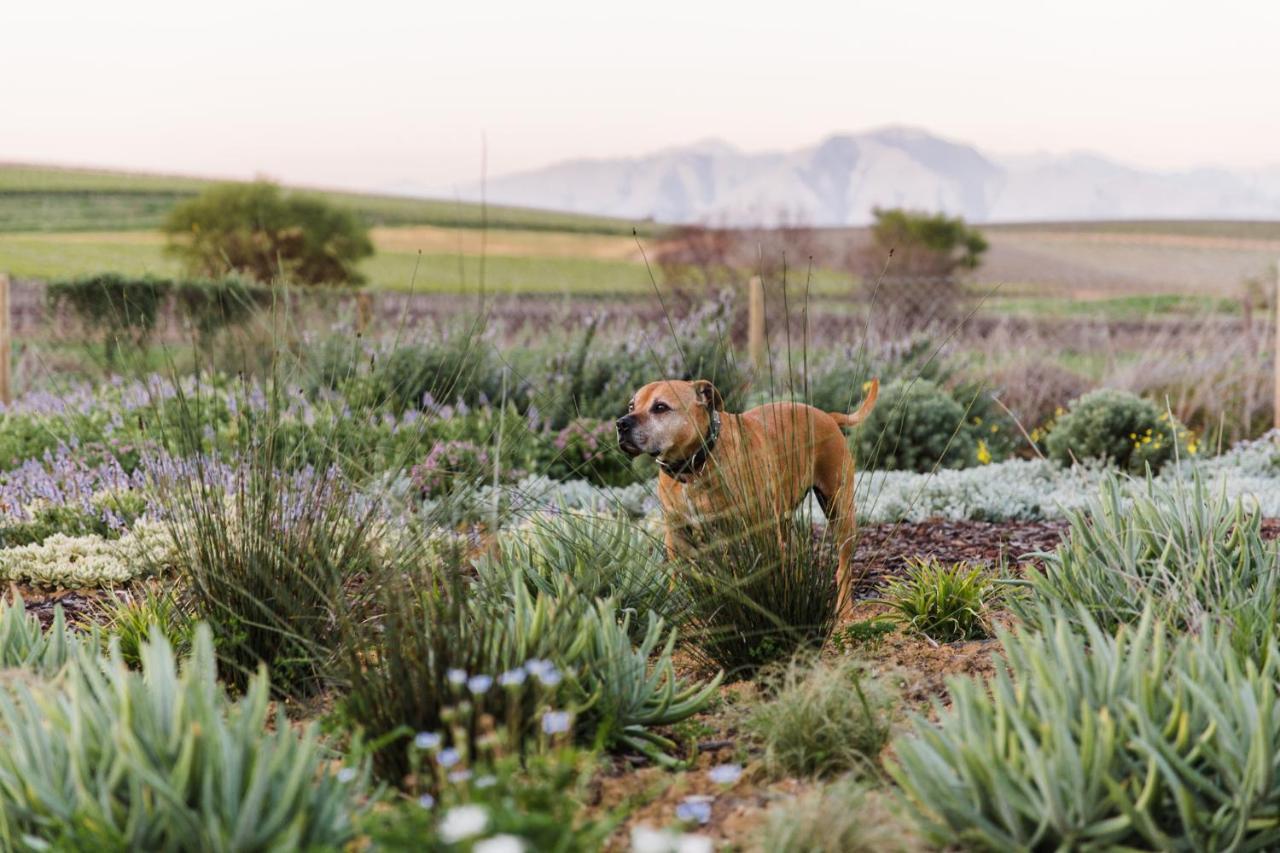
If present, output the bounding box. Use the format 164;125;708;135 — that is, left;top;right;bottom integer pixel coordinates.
616;415;642;456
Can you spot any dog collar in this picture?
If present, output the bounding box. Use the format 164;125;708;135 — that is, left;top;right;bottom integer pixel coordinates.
658;409;721;483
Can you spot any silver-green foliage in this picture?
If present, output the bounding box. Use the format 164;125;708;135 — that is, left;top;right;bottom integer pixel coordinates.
0;626;360;851
0;597;90;676
476;511;673;634
501;576;721;763
1017;473;1280;658
892;608;1280;851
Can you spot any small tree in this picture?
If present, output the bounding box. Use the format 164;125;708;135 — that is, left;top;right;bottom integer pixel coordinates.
868;208;987;277
164;182;373;286
853;208;988;327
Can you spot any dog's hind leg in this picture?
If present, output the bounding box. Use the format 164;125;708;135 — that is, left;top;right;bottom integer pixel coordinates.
815;459;860;619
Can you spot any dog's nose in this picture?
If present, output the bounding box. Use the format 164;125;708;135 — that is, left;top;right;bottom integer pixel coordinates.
616;415;634;434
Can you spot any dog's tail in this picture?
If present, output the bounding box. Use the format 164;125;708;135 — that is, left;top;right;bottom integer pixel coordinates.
828;378;879;429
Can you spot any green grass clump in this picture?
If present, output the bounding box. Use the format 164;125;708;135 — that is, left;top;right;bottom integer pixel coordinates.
892;607;1280;850
760;777;921;853
678;509;843;677
0;626;361;849
97;585;195;670
745;656;895;779
882;559;993;643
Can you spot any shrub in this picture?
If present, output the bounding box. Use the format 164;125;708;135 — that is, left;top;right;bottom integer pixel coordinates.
410;440;493;499
1045;387;1188;472
546;419;644;487
882;559;994;643
677;494;843;677
0;626;361;849
745;656;896;779
1015;473;1280;661
343;334;513;415
47;274;167;365
163;181;374;285
854;379;976;472
891;608;1280;850
759;778;920;853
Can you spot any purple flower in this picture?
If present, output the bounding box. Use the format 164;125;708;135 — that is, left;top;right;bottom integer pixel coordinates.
675;797;713;825
708;764;742;785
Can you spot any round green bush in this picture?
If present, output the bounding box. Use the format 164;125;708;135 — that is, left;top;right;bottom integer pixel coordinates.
1045;388;1187;472
854;379;976;472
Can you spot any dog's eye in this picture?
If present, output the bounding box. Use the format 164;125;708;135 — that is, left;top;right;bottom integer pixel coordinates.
651;402;669;414
626;399;635;412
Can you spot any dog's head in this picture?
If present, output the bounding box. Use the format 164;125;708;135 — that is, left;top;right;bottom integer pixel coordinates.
616;379;723;459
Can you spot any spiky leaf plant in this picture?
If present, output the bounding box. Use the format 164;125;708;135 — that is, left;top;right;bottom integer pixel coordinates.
892;606;1280;850
0;626;360;850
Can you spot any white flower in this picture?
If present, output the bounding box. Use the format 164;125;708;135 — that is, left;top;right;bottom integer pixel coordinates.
439;804;490;843
474;834;526;853
498;668;527;687
468;674;494;694
631;826;713;853
447;668;468;686
448;768;472;784
417;793;435;809
708;763;742;785
414;731;442;750
541;710;572;735
437;747;461;768
475;774;498;788
335;767;358;784
535;668;563;687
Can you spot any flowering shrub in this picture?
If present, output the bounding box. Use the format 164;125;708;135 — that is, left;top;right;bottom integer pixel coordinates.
0;520;173;588
545;419;643;487
1045;388;1191;472
411;440;494;499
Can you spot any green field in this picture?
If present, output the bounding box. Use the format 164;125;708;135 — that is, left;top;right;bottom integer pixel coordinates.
0;163;654;235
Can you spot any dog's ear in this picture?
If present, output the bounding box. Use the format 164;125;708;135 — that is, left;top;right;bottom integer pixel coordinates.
692;379;724;411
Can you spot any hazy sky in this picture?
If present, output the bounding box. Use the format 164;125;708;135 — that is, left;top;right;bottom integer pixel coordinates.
6;0;1278;195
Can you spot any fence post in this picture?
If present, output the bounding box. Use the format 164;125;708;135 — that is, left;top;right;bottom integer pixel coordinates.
1275;260;1280;429
355;291;373;335
748;275;765;371
0;274;10;406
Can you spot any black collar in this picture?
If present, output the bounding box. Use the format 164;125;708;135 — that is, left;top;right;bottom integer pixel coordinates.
657;409;722;483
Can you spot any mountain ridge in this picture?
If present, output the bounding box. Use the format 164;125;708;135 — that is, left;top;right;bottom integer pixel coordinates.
450;127;1280;226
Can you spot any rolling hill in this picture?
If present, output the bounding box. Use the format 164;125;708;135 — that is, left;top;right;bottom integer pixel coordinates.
0;163;652;235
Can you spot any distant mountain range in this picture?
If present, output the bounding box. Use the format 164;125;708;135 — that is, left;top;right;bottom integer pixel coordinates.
447;126;1280;226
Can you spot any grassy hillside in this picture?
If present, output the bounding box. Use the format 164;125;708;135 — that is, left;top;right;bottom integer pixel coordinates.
0;163;653;236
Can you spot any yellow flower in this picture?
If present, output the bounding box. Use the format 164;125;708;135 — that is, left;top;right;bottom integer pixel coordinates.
990;424;999;434
973;416;983;426
862;381;872;391
976;439;992;465
1129;433;1137;440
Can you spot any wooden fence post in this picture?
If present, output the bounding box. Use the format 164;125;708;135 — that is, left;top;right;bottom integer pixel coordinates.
0;274;10;406
355;291;373;335
1274;260;1280;429
748;275;765;371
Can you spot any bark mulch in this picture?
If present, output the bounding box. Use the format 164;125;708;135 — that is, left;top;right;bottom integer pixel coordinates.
853;518;1069;595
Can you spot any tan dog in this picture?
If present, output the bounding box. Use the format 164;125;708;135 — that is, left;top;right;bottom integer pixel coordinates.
616;378;879;610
